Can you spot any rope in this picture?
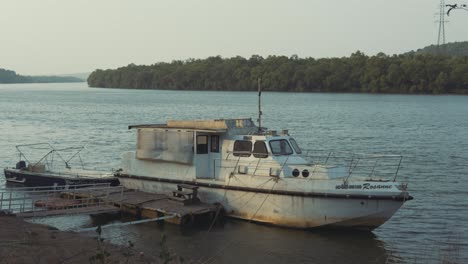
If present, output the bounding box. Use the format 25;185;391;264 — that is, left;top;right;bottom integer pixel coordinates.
207;173;232;232
248;176;279;223
198;176;279;264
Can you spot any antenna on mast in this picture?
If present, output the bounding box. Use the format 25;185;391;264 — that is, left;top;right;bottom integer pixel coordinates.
257;78;262;134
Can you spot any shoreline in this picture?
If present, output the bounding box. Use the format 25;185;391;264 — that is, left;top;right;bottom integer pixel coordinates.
0;215;157;263
87;85;468;95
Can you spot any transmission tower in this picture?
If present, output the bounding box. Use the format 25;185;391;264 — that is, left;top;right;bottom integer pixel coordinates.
437;0;448;46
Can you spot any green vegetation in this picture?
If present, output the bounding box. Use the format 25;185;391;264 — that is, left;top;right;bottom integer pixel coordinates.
0;68;84;84
88;51;468;94
411;41;468;57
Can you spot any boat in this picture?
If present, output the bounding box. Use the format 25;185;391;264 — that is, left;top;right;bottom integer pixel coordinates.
115;86;412;230
3;143;120;187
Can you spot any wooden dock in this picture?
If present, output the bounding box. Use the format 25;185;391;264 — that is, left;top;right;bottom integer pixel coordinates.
2;183;221;227
59;185;220;226
17;205;120;218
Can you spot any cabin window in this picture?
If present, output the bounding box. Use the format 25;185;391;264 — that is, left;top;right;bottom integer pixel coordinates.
289;138;302;154
269;140;293;155
211;135;220;153
233;140;252;157
253;141;268;158
197;135;208;154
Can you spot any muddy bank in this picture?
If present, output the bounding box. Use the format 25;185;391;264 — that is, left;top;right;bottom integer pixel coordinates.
0;215;158;264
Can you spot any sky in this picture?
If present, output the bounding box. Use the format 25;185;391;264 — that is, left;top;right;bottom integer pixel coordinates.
1;0;468;75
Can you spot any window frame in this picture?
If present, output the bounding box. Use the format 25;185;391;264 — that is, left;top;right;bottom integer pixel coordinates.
268;139;294;156
211;135;220;153
196;135;208;154
233;140;252;157
253;141;268;158
289;138;302;154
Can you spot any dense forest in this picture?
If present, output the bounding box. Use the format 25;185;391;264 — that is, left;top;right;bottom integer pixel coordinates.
88;49;468;94
411;41;468;57
0;68;83;84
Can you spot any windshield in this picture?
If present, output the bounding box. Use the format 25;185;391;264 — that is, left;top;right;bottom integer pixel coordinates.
289;138;302;154
269;140;293;155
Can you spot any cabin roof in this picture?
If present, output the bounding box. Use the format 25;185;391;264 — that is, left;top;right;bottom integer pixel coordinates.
128;118;256;133
128;124;226;133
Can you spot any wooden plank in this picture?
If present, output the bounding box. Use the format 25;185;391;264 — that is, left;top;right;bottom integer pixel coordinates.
177;184;199;190
61;188;127;198
63;188;168;205
18;205;120;218
140;199;217;216
117;192;167;205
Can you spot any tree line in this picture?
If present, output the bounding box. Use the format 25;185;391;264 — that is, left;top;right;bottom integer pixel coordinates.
0;68;83;84
87;52;468;94
411;41;468;57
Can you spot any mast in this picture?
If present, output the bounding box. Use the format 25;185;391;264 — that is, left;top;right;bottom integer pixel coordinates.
257;78;262;133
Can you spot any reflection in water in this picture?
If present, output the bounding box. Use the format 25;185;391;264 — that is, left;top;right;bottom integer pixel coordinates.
29;214;402;263
104;218;401;264
29;215;93;230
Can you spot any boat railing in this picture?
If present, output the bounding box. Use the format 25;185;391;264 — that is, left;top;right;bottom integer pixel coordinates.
302;150;403;182
13;143;116;178
0;183;124;217
216;150;403;182
16;143;85;169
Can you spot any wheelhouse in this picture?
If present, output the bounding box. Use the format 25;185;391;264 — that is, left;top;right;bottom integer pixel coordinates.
125;119;311;181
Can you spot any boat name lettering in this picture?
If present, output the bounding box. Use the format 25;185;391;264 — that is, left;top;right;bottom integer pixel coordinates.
335;184;362;190
362;183;392;190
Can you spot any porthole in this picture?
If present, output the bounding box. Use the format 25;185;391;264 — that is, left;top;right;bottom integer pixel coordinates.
302;169;309;177
292;169;300;177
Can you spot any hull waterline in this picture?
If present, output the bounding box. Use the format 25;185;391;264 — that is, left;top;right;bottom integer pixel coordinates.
118;174;409;230
3;168;120;187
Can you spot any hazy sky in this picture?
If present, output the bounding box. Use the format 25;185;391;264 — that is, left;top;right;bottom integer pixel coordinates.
1;0;468;75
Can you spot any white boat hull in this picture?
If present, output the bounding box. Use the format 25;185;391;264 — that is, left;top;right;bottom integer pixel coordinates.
118;175;406;230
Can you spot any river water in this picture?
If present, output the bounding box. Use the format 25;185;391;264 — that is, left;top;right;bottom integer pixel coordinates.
0;83;467;263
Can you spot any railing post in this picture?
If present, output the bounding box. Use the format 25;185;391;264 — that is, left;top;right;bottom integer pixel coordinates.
120;185;124;205
324;152;332;164
0;192;3;209
22;191;26;213
369;159;378;178
213;159;216;179
105;184;110;207
230;156;242;176
45;190;49;212
8;192;12;211
393;156;403;182
253;158;262;176
346;158;360;183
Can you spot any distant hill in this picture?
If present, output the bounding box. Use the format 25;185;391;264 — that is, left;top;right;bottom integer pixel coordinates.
0;68;84;84
57;72;90;81
409;41;468;57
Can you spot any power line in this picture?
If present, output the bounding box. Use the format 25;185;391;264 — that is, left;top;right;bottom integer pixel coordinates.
437;0;448;46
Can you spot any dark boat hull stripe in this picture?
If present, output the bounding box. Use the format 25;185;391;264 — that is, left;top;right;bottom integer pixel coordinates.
117;173;413;201
3;169;120;187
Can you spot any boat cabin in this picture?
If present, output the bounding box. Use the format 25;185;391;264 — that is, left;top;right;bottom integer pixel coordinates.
122;118;318;182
